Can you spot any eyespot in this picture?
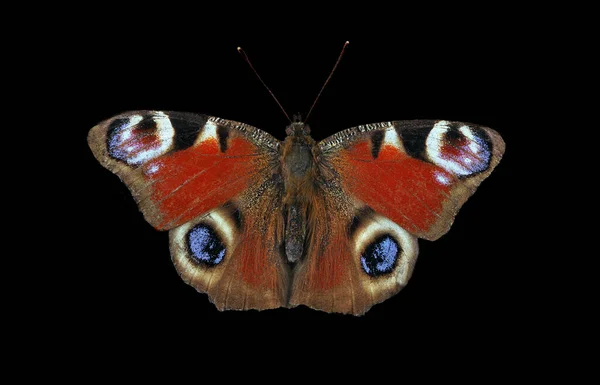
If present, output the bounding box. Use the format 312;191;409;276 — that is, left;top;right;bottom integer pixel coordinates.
360;235;400;277
425;121;491;176
107;111;175;165
186;224;226;266
352;210;418;285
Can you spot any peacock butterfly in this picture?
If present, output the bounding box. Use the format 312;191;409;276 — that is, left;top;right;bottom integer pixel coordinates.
88;109;505;315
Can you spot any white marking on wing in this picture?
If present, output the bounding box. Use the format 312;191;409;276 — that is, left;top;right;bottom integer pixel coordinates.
426;121;471;176
383;127;402;149
196;121;218;144
127;111;175;165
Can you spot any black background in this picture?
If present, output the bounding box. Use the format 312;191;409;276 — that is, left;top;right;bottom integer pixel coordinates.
58;12;540;351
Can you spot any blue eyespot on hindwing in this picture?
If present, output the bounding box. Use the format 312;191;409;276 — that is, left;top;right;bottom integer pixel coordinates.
186;224;226;266
360;235;400;277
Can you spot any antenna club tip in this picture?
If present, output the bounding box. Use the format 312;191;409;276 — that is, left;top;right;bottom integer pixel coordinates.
345;41;350;44
237;46;242;51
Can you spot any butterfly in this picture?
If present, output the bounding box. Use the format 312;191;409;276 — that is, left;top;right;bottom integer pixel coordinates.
88;110;504;314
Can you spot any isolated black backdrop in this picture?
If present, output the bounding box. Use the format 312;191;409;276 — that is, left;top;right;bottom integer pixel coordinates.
63;19;533;348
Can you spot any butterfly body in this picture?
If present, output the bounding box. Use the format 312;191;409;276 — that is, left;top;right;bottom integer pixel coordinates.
280;121;321;264
89;111;504;314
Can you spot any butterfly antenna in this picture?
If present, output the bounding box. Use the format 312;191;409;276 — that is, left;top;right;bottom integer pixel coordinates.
305;41;349;122
237;46;292;123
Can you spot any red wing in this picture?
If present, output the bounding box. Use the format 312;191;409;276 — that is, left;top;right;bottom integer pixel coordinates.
290;120;504;314
170;189;290;311
89;111;290;310
88;111;280;230
319;120;505;240
289;192;420;315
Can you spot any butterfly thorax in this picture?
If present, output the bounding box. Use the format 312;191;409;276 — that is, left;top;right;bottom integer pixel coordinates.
281;123;319;265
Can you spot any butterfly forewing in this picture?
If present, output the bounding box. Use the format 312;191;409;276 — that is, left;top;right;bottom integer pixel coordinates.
319;120;505;240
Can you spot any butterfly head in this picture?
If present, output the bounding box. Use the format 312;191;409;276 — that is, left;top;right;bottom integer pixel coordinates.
286;113;311;137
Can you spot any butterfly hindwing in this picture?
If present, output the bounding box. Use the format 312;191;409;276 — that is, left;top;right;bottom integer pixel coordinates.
88;111;289;310
169;195;289;310
289;200;420;314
